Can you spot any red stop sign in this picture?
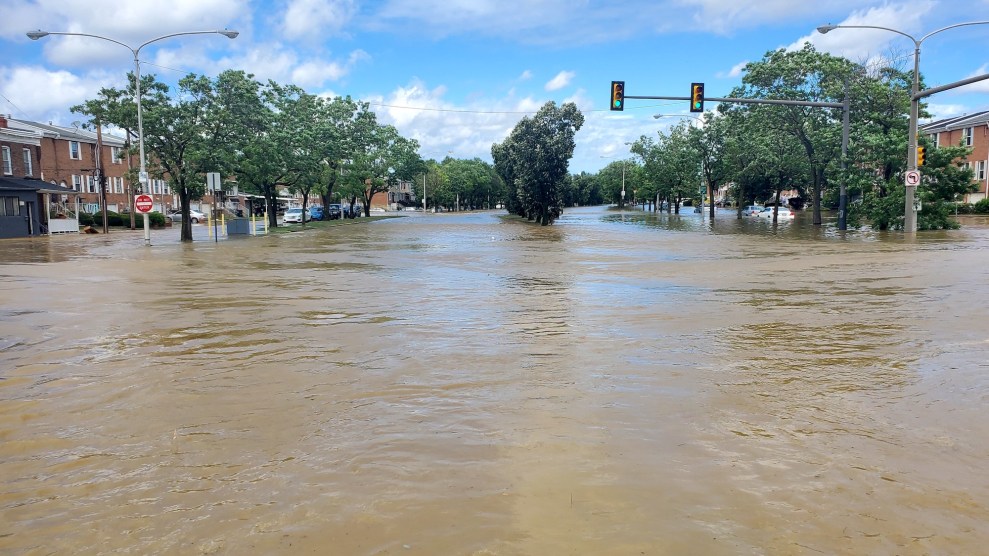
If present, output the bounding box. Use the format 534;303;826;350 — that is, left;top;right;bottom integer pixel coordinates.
135;194;154;213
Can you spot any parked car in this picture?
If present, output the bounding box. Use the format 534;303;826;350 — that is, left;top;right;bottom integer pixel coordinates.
283;207;310;223
755;206;794;220
308;206;324;221
742;205;764;216
167;209;208;223
326;204;343;220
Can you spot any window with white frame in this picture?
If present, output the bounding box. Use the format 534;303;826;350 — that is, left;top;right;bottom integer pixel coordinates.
114;176;124;193
1;146;11;174
111;146;123;164
978;160;987;181
69;141;81;160
930;133;939;148
71;175;82;191
963;127;973;147
22;148;33;176
86;175;96;193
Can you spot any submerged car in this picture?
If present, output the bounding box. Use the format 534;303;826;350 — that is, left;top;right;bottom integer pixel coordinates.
755;206;794;220
742;205;764;216
283;207;310;223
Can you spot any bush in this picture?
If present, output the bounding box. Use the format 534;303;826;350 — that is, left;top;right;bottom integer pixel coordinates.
78;212;95;226
974;198;989;214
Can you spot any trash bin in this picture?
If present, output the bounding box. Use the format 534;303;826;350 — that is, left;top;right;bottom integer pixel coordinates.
226;218;251;235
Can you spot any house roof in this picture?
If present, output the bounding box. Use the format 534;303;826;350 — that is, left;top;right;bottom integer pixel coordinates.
6;118;127;147
921;110;989;134
0;176;77;195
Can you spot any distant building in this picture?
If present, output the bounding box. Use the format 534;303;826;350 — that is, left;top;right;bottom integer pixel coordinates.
922;111;989;203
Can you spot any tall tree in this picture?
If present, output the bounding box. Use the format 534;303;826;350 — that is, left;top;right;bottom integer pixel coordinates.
492;101;584;225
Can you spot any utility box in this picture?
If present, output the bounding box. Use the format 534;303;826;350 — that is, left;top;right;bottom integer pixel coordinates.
226;218;251;235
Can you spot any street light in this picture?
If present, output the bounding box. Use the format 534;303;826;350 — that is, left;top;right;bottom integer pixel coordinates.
654;114;709;213
28;28;239;244
601;141;633;208
421;150;452;213
817;20;989;233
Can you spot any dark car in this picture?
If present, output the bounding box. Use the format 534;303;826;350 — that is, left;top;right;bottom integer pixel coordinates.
326;204;343;220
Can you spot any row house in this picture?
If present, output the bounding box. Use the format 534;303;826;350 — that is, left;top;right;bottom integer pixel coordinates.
921;110;989;203
2;116;177;214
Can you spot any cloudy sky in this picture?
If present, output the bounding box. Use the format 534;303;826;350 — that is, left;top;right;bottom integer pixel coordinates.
2;0;988;173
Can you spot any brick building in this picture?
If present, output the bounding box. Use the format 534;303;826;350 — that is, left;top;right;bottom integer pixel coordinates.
2;116;176;214
922;111;989;203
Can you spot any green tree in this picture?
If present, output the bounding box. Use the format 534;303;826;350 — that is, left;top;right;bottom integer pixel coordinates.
732;44;855;224
492;101;584;225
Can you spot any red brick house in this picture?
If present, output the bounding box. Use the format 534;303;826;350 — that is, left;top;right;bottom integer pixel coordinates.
922;111;989;203
3;116;177;214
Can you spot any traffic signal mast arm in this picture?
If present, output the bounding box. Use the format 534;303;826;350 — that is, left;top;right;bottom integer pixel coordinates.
622;93;843;110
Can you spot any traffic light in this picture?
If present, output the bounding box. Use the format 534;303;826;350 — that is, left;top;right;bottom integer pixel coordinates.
917;145;926;166
610;81;625;111
690;82;704;113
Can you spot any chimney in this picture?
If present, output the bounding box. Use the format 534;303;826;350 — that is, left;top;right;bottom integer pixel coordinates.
0;116;7;128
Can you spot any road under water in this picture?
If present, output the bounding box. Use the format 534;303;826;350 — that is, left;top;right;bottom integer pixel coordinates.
1;206;988;555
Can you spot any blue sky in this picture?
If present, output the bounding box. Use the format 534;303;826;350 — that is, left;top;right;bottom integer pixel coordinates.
2;0;988;173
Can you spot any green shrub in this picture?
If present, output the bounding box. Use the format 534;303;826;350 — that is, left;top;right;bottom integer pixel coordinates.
974;198;989;214
78;212;95;226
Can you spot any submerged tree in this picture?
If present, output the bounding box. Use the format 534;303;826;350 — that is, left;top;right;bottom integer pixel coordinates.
493;101;584;225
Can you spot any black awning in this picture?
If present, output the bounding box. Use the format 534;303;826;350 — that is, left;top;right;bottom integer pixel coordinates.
0;176;76;195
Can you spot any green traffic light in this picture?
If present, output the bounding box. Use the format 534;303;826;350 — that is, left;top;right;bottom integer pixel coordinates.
614;100;622;108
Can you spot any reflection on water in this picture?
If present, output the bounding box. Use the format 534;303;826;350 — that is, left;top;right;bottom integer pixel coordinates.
2;206;989;554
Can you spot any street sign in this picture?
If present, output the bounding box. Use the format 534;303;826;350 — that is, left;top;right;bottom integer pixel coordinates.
905;170;921;186
135;194;154;213
139;170;149;184
207;172;221;192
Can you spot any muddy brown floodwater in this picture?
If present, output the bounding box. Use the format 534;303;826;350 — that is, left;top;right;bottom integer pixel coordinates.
1;206;988;555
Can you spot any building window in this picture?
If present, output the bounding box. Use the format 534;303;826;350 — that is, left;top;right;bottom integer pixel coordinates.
22;148;33;176
86;175;96;193
0;196;20;216
978;160;987;182
963;127;974;147
71;175;81;191
1;146;10;175
930;133;939;148
69;141;81;160
111;146;123;164
113;177;124;194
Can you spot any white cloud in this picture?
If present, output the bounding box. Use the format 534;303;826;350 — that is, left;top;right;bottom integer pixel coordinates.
545;71;575;92
956;64;989;94
518;70;532;81
0;65;120;123
281;0;357;41
717;60;748;79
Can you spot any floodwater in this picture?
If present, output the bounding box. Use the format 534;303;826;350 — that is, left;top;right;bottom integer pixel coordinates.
1;206;988;555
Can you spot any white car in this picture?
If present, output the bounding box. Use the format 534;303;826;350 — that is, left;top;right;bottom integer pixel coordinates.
167;208;208;223
755;206;794;220
283;207;310;223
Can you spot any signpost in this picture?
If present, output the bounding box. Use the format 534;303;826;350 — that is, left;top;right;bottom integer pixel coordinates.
135;194;154;213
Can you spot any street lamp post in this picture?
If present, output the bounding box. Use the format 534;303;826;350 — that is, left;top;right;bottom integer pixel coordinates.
654;114;708;215
601;142;633;208
28;28;239;244
817;20;989;233
421;150;452;213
